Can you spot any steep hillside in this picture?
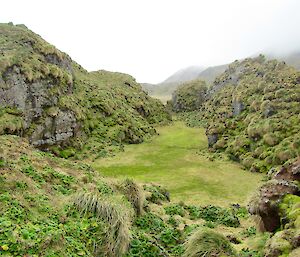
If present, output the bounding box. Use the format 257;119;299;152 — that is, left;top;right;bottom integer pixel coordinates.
176;55;300;173
204;56;300;173
0;23;170;158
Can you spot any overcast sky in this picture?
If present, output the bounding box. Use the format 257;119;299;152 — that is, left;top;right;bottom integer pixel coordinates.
2;0;300;83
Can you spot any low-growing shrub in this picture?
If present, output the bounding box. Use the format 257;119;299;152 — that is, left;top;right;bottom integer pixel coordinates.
134;213;166;232
164;204;185;217
144;184;170;204
186;205;240;227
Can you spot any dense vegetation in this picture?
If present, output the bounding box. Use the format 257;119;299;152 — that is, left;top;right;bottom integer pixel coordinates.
171;79;207;112
0;23;170;159
174;56;300;173
0;135;261;256
171;56;300;256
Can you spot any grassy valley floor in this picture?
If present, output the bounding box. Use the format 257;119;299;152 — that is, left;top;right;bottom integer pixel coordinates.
92;122;263;206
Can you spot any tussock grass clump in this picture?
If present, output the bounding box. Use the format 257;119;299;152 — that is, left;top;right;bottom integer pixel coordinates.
183;228;236;257
118;178;145;216
73;192;133;257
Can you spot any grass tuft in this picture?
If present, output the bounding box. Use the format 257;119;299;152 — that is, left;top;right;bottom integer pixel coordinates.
183;227;237;257
73;192;133;257
118;178;145;216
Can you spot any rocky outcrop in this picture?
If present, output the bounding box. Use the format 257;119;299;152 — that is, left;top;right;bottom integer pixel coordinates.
248;159;300;232
44;53;73;74
30;110;78;147
248;179;298;231
274;159;300;181
207;133;218;147
0;64;77;147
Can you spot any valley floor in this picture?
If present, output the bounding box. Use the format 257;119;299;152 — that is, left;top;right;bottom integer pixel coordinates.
92;122;263;206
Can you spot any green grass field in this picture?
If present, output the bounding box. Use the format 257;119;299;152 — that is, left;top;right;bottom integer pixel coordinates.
92;122;263;206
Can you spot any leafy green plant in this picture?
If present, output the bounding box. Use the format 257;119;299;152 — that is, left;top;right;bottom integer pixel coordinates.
186;205;240;227
126;232;166;257
167;216;180;227
164;204;185;217
97;181;114;195
242;226;257;237
159;228;182;247
238;248;262;257
135;213;166;232
21;165;45;184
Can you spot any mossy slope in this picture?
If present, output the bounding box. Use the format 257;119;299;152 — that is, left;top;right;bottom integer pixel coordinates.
176;55;300;173
0;23;170;158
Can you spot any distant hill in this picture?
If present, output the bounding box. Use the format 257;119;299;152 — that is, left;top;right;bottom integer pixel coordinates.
142;82;180;103
161;66;205;84
142;51;300;104
142;65;227;102
142;66;206;103
197;64;229;84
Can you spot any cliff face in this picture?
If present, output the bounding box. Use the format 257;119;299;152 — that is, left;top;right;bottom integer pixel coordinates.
0;61;77;147
0;23;170;155
248;159;300;256
0;23;78;147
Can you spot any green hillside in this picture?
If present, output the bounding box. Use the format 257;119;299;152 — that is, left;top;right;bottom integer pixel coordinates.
0;23;170;159
174;55;300;173
142;81;180;103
